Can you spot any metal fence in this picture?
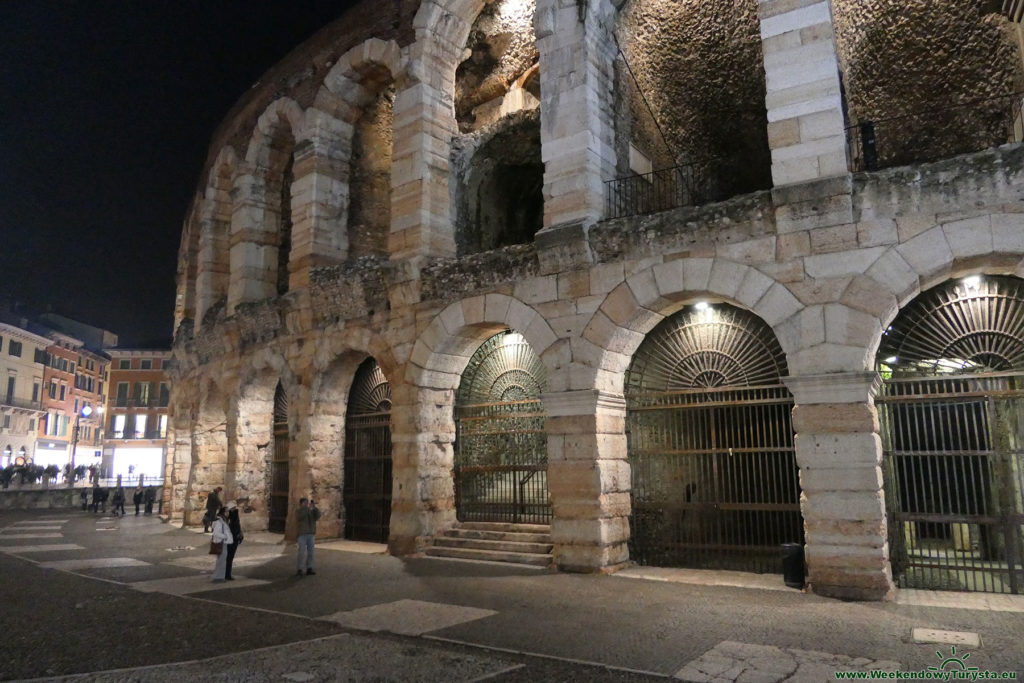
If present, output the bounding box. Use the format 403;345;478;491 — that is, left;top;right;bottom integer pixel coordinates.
846;92;1024;173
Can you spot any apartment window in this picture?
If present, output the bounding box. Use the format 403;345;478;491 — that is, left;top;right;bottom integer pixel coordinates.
8;340;22;357
28;418;35;431
116;382;129;407
154;359;163;370
134;381;151;407
135;414;147;439
59;385;66;401
118;359;130;370
112;414;125;439
49;381;57;399
2;415;10;429
59;415;69;437
140;359;152;370
5;377;14;404
32;382;39;402
158;414;168;438
34;348;47;364
74;398;79;414
98;381;104;396
158;382;170;407
69;362;75;374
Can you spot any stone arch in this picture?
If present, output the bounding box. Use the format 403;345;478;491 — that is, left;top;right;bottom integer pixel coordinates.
412;0;488;55
231;350;301;533
583;258;805;394
307;326;399;538
174;205;200;333
197;146;239;324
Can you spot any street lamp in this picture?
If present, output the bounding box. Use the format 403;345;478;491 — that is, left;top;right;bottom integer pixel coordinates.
69;405;93;481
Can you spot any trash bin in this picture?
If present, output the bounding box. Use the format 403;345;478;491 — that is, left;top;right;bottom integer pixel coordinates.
781;543;805;589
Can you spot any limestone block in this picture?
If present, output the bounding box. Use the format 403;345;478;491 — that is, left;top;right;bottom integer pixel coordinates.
787;277;849;305
803;517;887;547
992;212;1024;253
703;259;748;301
792;402;878;433
817;149;850;178
840;275;898;321
804;246;885;279
799;465;883;493
757;282;803;327
625;269;663;311
554;542;629;572
824;303;879;348
461;296;486;325
652;260;684;298
794;432;882;468
735;267;775;310
681;258;714;293
896;227;952;280
809;225;857;254
600;284;643;327
550;516;630;546
803;489;886;524
768;118;801;148
589;262;625;296
553;493;632;520
776;231;811;260
514;275;558;305
716;236;776;265
941;215;993;260
856;219;898;248
864;250;918;303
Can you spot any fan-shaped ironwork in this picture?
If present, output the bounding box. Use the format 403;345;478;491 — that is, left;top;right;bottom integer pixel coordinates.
626;304;788;393
270;381;289;533
878;275;1024;374
457;331;547;404
624;304;799;574
345;358;392;543
454;331;550;524
348;359;392;415
273;382;288;428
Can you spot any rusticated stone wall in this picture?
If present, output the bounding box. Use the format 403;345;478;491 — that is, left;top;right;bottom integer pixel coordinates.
834;0;1023;167
616;0;771;194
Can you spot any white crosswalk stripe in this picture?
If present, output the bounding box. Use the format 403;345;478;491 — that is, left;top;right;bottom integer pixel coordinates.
41;558;150;570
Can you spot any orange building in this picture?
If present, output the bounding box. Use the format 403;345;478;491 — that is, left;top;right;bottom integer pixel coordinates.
103;349;170;484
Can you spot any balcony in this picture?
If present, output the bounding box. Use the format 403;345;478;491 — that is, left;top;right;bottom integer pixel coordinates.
0;396;43;412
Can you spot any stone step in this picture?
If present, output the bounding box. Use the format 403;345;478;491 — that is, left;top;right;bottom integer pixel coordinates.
456;521;551;534
433;536;553;554
424;545;553;567
442;528;551;544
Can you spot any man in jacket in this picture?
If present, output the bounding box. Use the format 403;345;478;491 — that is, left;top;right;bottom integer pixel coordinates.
295;497;321;576
204;486;222;532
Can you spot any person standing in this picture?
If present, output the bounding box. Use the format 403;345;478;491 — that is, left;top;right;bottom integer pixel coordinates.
133;486;144;515
91;484;102;513
224;501;243;581
80;488;89;511
295;497;321;576
143;486;156;514
210;506;233;583
111;487;126;517
203;486;223;532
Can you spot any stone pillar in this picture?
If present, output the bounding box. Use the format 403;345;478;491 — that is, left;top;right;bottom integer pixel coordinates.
288;111;350;290
544;389;630;573
783;372;894;601
228;170;279;311
196;198;231;324
389;39;460;262
386;379;457;554
759;0;849;187
534;0;618;272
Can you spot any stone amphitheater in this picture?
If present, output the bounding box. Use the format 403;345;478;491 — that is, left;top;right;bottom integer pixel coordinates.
169;0;1024;600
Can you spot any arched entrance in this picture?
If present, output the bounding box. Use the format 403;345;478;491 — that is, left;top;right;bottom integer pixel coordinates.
269;382;289;533
344;358;392;542
454;330;550;523
625;303;800;573
877;275;1024;594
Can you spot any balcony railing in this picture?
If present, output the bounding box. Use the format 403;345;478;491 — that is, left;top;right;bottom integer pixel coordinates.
846;92;1024;173
109;430;167;440
605;156;771;220
113;398;170;409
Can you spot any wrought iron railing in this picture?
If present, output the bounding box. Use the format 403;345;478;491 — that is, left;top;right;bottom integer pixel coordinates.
846;92;1024;173
606;160;721;220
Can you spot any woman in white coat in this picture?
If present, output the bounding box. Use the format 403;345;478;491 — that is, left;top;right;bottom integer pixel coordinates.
211;506;233;582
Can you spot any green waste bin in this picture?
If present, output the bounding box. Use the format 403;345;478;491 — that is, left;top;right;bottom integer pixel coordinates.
781;543;805;589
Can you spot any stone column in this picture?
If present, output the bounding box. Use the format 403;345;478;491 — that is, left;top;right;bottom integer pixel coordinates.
288;110;350;290
228;170;279;311
783;372;894;601
759;0;849;187
544;389;630;572
386;379;457;555
195;198;231;324
534;0;618;272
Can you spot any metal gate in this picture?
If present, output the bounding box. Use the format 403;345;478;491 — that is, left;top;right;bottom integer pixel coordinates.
344;359;392;543
455;331;550;524
269;382;289;533
879;373;1024;593
626;304;801;573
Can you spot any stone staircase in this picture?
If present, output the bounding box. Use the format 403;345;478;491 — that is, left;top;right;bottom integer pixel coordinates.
425;522;553;568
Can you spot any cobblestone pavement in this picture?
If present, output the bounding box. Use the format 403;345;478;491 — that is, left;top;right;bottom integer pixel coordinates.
2;509;1023;681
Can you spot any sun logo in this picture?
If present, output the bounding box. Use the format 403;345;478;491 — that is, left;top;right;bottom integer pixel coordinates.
927;645;979;673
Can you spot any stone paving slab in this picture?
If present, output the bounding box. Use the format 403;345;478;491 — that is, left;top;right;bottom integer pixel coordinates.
40;557;150;571
1;526;63;532
896;589;1024;613
317;539;388;554
616;567;795;593
0;533;63;539
164;551;286;571
0;543;84;553
129;574;269;595
674;641;900;683
323;599;499;636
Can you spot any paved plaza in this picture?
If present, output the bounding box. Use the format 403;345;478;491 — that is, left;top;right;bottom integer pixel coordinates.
1;509;1021;681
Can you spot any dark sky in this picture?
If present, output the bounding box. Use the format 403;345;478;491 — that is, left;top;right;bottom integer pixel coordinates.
0;0;355;347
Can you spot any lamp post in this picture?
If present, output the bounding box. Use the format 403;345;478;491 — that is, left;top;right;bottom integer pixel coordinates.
69;405;93;484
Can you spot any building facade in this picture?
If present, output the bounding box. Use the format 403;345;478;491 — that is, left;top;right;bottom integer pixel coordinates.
0;322;48;468
103;349;170;485
169;0;1024;600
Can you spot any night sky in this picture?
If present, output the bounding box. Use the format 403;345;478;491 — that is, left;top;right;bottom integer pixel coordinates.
1;0;355;347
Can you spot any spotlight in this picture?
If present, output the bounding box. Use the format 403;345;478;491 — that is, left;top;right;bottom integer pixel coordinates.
694;301;709;311
962;275;981;289
884;356;898;364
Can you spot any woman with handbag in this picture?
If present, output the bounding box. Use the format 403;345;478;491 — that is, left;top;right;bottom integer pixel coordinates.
224;501;243;581
210;506;233;583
